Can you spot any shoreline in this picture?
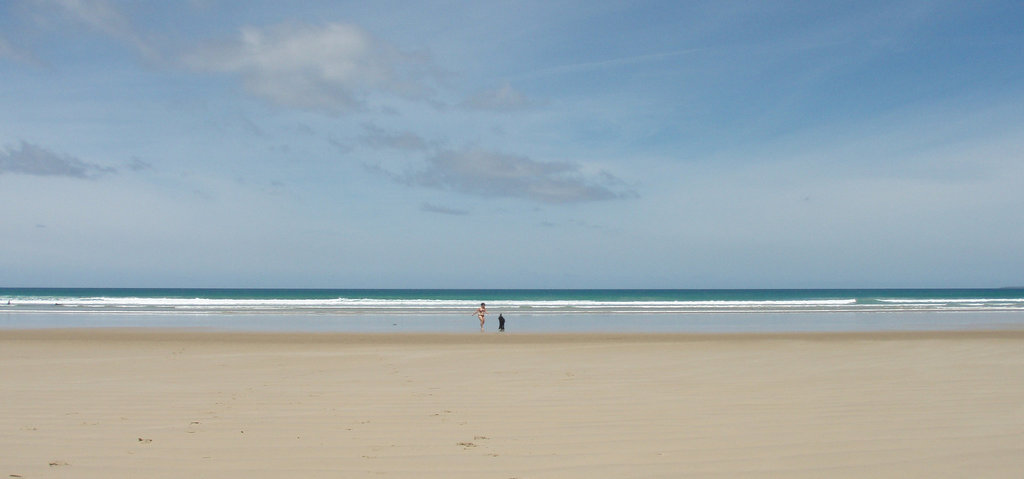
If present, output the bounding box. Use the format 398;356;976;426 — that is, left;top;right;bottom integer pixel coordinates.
4;326;1024;343
4;309;1024;334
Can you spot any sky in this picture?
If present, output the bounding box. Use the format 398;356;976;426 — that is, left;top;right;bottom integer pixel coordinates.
1;0;1023;289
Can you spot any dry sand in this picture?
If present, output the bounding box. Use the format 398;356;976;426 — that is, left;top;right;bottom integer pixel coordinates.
2;329;1022;478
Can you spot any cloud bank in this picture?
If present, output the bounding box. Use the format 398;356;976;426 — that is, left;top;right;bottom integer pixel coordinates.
184;22;438;113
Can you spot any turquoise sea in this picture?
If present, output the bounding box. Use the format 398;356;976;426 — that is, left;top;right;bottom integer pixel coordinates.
2;288;1023;333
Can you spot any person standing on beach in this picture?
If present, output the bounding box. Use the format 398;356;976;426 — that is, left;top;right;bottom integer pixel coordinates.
474;303;487;332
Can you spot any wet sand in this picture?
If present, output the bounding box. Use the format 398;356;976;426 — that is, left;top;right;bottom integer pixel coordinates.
2;329;1022;478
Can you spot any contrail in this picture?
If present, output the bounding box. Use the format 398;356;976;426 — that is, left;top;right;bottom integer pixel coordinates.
512;48;704;81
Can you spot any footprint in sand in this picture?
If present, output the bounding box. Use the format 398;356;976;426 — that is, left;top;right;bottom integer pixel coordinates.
458;436;490;448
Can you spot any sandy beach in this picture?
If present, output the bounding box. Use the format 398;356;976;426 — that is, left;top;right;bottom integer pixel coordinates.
2;329;1022;478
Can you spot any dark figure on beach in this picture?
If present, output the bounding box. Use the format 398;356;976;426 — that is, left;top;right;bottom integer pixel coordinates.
498;314;506;332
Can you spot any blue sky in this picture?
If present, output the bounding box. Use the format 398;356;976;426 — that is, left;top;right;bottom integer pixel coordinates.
1;0;1022;288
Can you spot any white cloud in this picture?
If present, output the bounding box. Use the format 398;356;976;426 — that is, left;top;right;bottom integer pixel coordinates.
397;147;633;204
358;124;432;151
462;83;535;111
354;124;635;204
45;0;128;35
37;0;156;58
0;36;26;62
184;22;438;113
0;141;114;178
420;202;469;215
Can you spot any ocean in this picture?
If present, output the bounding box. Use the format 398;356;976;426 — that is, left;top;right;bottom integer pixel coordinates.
2;288;1024;333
